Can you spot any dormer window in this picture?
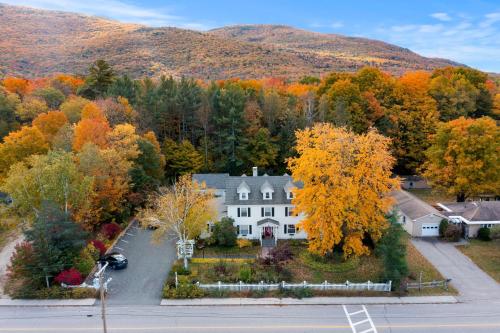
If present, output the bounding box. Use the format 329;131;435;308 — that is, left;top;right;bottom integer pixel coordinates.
283;180;295;200
260;180;274;201
237;180;251;201
287;191;293;199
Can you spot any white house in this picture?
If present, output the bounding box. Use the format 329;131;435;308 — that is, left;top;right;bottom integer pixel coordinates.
392;190;447;237
438;201;500;238
193;167;306;246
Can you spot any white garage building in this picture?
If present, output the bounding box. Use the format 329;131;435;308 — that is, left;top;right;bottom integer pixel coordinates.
393;190;447;237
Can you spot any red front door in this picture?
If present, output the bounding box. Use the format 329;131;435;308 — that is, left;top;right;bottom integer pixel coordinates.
263;226;273;238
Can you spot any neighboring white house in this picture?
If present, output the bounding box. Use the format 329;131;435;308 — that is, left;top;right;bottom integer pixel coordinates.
193;167;306;246
392;190;447;237
438;201;500;238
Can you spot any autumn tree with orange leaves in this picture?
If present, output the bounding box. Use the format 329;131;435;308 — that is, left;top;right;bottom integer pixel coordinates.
287;123;399;258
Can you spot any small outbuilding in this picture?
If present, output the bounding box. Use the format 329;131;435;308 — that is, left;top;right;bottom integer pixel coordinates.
392;190;447;237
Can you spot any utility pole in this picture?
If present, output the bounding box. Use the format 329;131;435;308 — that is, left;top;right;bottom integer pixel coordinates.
96;262;109;333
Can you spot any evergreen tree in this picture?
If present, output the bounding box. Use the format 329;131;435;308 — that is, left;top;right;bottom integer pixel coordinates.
25;202;87;287
376;215;409;290
78;60;116;99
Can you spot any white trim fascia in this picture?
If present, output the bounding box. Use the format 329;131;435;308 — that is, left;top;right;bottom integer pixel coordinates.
437;203;452;212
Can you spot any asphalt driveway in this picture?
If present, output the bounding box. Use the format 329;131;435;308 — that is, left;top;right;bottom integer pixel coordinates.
103;221;176;305
412;238;500;301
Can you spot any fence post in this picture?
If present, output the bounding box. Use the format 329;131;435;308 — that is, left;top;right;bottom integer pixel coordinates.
303;281;307;289
175;271;178;289
282;281;285;289
218;281;221;291
367;280;371;291
324;280;327;290
239;281;242;292
388;280;392;292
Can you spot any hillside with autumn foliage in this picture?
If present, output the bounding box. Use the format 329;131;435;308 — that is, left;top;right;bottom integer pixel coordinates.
0;4;461;80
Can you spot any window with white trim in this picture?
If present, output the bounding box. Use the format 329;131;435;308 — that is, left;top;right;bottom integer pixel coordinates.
262;206;274;217
237;207;251;218
238;225;252;236
285;206;294;217
239;192;248;200
263;192;272;200
481;224;493;228
287;191;293;199
284;224;296;234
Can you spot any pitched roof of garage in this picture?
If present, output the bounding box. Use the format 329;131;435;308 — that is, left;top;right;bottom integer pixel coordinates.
392;190;447;221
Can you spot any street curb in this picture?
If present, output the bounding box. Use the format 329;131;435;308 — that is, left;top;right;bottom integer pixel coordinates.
0;298;96;307
160;296;459;306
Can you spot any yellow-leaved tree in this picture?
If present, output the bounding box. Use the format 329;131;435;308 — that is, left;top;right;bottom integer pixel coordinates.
138;175;216;268
287;123;399;258
422;116;499;202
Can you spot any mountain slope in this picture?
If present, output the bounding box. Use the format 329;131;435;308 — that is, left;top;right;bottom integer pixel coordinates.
0;4;461;79
209;25;460;74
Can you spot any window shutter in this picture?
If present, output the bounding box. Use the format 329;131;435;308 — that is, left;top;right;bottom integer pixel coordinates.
237;208;240;217
272;207;275;217
261;207;264;217
285;207;288;216
237;225;240;234
248;208;251;217
249;225;252;235
284;225;287;234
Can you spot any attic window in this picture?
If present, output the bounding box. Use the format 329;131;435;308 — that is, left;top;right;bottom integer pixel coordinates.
240;192;248;200
264;192;272;200
287;191;293;199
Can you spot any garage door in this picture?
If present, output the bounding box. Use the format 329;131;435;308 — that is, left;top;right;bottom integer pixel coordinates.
421;224;439;236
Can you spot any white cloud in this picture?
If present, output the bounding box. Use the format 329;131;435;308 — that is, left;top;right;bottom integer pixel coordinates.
310;21;344;30
1;0;214;30
431;12;452;21
371;17;500;71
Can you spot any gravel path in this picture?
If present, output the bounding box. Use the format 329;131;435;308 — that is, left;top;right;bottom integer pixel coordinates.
0;233;24;297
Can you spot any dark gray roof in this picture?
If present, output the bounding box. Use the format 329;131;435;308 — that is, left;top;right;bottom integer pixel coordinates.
392;190;446;221
441;201;500;222
193;173;229;189
225;175;302;205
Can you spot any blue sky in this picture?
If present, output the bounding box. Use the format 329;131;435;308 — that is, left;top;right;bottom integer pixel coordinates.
4;0;500;72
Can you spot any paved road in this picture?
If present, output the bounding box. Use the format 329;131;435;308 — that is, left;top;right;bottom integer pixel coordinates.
411;238;500;301
104;222;176;305
1;300;500;332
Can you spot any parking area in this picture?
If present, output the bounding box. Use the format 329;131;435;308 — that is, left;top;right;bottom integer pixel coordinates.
103;221;176;305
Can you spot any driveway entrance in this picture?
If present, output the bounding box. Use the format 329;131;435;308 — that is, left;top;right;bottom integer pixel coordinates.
412;238;500;301
104;221;176;305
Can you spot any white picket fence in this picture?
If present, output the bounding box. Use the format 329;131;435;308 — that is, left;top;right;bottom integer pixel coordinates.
195;280;392;292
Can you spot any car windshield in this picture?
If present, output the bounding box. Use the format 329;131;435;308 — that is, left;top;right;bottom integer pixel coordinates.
110;254;126;261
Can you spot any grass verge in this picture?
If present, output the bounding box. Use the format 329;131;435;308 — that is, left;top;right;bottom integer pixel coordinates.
457;239;500;283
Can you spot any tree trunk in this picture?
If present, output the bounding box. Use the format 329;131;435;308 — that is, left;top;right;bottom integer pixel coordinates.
457;192;466;202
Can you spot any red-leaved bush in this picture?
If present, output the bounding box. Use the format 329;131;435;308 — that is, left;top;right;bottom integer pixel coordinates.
90;240;107;255
101;222;121;240
55;268;83;286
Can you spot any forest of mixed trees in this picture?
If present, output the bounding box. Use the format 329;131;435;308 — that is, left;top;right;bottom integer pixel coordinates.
0;60;498;296
1;60;499;226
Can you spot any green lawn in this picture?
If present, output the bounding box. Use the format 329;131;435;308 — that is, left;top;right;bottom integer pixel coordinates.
457;240;500;283
407;188;455;205
166;237;455;297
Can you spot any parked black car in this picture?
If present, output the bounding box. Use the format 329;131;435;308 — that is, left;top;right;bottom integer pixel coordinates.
99;252;128;270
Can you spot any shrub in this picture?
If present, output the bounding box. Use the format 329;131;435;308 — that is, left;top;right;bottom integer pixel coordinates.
439;219;449;237
101;222;122;240
238;265;253;282
10;286;97;299
54;268;83;286
90;240;107;255
279;287;313;299
212;217;237;247
444;224;461;242
163;283;205;299
171;262;191;275
490;225;500;240
477;227;491;241
237;238;252;248
74;243;100;276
